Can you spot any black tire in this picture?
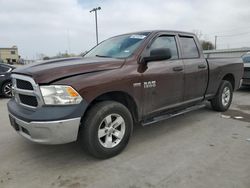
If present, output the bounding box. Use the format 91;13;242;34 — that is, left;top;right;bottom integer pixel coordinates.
2;81;12;98
211;80;233;112
80;101;133;159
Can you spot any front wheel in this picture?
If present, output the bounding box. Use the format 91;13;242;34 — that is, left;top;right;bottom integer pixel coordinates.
80;101;133;159
211;80;233;112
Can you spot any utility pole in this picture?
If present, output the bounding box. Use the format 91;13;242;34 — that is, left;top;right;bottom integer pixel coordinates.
67;29;71;54
214;35;217;50
90;7;101;45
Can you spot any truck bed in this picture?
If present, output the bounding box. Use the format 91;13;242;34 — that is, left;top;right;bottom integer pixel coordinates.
205;57;244;98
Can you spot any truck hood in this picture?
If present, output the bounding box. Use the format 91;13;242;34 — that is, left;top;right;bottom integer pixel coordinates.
13;57;125;84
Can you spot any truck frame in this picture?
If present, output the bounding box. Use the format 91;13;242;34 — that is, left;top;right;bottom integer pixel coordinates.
7;30;243;158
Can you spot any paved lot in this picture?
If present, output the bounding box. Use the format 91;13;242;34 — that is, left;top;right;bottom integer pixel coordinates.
0;89;250;188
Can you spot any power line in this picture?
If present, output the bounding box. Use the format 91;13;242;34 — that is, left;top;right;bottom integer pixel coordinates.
207;26;250;35
217;31;250;38
219;40;250;45
214;31;250;49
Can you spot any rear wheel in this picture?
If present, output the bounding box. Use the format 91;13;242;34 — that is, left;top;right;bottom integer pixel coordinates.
2;81;12;98
211;80;233;112
80;101;133;159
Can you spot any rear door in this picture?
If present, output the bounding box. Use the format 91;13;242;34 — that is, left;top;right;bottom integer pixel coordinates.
178;35;208;102
142;34;184;116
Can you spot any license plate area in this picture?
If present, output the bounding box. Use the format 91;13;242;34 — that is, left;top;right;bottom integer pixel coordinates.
9;115;20;131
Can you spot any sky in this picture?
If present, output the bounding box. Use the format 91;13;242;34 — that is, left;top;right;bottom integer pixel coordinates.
1;0;250;59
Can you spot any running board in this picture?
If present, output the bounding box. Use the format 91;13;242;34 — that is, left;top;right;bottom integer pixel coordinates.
142;103;206;126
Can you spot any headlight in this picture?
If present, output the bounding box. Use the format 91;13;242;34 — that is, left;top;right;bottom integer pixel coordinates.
40;85;82;105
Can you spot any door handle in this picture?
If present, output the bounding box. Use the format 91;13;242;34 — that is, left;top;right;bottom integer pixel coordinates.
173;66;183;72
198;64;206;69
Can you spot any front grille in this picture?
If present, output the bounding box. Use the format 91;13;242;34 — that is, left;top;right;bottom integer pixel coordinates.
19;94;38;107
16;79;33;90
12;74;42;108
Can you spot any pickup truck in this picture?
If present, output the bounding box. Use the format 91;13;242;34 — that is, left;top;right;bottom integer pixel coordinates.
7;30;243;159
242;53;250;86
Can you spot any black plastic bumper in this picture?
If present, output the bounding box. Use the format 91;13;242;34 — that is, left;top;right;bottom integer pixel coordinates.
242;78;250;86
7;98;88;122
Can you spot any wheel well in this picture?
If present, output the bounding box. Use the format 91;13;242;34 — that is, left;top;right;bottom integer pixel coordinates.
84;91;139;123
0;79;11;91
222;74;235;90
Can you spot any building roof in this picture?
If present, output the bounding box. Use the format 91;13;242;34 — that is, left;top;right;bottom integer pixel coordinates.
0;46;18;50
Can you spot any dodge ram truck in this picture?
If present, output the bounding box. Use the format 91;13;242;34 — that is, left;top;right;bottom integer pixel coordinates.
7;30;243;159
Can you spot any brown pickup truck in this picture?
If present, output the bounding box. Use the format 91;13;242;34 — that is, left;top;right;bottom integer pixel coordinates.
7;30;243;158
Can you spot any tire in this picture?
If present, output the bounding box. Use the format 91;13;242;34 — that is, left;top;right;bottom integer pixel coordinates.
80;101;133;159
2;81;12;98
211;80;233;112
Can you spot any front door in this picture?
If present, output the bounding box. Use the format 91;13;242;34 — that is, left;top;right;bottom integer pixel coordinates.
142;35;184;117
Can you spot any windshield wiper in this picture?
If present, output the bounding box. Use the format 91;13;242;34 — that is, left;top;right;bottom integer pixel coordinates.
95;55;113;58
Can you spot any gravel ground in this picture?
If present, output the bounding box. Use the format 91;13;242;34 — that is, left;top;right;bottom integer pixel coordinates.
0;88;250;188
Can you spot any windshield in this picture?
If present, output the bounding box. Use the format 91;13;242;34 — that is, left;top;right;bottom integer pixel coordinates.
85;33;149;58
242;55;250;63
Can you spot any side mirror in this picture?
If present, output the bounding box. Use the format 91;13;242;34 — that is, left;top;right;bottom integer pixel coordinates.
142;48;172;63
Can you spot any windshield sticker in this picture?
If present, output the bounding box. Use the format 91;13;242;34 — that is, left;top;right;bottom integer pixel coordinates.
130;35;146;39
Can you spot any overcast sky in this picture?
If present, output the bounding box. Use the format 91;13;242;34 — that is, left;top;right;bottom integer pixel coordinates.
1;0;250;59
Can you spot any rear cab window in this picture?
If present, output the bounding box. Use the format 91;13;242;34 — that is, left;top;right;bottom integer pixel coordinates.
179;36;199;59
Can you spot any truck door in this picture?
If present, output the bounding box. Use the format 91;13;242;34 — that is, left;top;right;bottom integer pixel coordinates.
141;35;184;117
179;36;208;102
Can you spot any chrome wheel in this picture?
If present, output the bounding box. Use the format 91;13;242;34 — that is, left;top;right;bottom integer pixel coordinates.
222;86;230;106
98;114;125;149
3;82;12;97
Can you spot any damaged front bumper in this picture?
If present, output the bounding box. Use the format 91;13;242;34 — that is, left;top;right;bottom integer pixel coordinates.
9;114;81;144
7;98;88;144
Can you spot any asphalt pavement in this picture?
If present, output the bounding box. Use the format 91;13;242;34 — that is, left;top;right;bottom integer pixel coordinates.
0;88;250;188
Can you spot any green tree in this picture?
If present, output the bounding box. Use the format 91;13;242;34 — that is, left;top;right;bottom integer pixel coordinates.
201;40;215;50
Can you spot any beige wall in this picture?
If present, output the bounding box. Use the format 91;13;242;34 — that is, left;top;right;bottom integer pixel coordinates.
0;47;19;64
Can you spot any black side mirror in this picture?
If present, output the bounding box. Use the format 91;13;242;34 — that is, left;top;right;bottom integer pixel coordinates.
142;48;172;63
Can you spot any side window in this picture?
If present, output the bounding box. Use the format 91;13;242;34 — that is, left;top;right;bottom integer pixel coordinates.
179;36;199;58
149;36;178;59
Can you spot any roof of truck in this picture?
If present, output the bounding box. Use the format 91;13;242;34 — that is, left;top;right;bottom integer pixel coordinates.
121;30;195;36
